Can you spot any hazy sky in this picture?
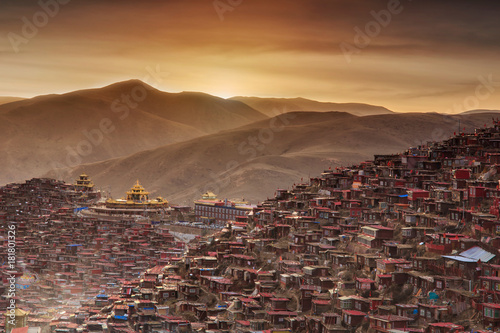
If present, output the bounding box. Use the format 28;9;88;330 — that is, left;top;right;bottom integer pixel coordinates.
1;0;500;112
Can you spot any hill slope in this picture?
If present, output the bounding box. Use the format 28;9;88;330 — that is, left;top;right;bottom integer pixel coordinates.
47;112;496;205
460;109;500;115
230;96;393;117
0;80;267;184
0;96;25;105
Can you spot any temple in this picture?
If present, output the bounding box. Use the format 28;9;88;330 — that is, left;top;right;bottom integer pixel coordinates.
73;172;100;201
74;172;95;191
91;180;168;217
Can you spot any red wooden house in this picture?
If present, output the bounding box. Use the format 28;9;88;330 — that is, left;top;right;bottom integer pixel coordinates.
355;278;376;291
426;322;464;333
369;314;411;333
342;310;366;328
482;303;500;328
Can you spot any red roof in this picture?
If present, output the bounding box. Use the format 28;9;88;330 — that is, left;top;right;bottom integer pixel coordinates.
483;303;500;309
369;225;394;230
356;278;375;283
312;299;330;305
428;322;464;329
377;274;392;278
343;310;367;316
11;328;29;333
370;314;412;322
266;311;298;316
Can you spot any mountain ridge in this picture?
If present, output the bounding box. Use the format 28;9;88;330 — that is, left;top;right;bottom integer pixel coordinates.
0;80;266;185
45;111;499;205
230;96;394;117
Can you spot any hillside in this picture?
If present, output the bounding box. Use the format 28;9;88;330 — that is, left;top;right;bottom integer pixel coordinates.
230;96;393;117
47;112;497;205
0;96;25;105
0;80;267;184
460;109;500;115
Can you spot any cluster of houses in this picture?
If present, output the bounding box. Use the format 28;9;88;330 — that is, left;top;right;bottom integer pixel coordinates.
0;178;186;333
4;122;500;332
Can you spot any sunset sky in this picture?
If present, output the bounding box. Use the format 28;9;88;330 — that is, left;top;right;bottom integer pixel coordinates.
1;0;500;112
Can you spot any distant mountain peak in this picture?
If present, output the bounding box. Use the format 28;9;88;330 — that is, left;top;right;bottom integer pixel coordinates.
100;79;158;92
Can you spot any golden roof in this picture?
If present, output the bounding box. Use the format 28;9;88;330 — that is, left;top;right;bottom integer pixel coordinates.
75;172;94;188
202;191;217;200
105;180;168;207
3;307;28;317
126;180;149;196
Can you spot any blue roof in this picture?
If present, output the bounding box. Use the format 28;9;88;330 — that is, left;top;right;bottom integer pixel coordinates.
460;246;496;262
441;255;476;263
114;315;128;320
442;246;495;263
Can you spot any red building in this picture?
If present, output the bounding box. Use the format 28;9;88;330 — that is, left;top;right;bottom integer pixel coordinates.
369;315;411;333
482;303;500;328
194;192;255;226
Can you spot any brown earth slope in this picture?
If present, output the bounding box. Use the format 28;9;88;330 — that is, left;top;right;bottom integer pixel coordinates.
0;80;267;184
0;96;25;105
47;111;496;205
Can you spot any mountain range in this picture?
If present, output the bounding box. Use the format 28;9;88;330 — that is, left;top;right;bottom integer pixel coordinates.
230;96;393;117
2;80;499;204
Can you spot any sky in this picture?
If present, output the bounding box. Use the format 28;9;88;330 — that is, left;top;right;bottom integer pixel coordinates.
1;0;500;113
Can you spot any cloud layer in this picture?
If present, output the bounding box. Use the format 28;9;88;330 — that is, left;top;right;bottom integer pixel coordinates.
1;0;500;112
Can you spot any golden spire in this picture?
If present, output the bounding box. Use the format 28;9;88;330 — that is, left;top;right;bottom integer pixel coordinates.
126;180;149;201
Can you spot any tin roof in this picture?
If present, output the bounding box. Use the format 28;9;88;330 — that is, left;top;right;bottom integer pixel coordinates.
460;246;496;262
441;255;476;263
443;246;495;263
